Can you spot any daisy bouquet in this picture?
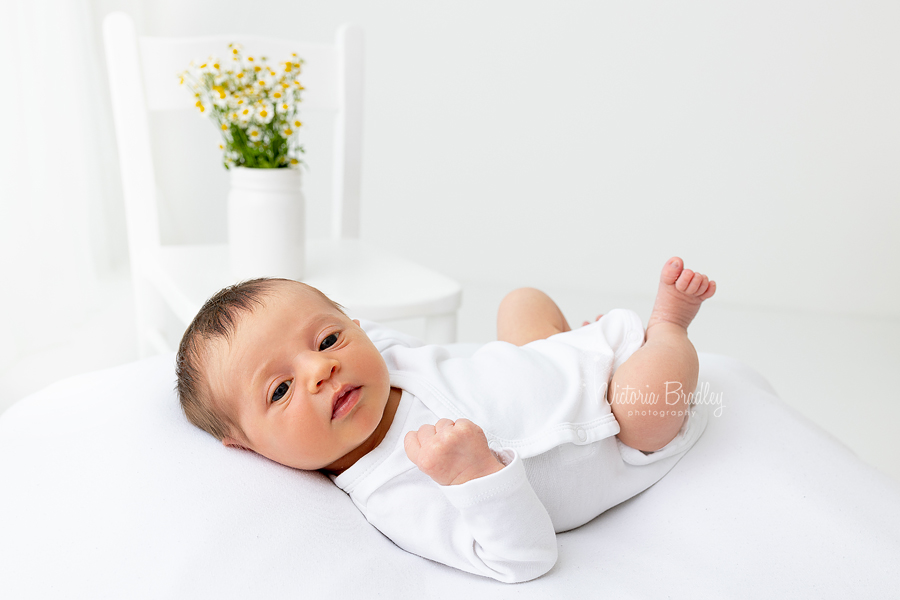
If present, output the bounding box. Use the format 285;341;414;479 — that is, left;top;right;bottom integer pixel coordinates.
179;43;305;169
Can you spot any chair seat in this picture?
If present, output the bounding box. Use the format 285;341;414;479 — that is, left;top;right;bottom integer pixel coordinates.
143;239;462;326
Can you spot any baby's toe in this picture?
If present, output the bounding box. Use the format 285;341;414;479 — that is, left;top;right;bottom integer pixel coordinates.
675;269;695;292
699;280;717;300
660;257;684;285
685;272;704;295
696;274;710;297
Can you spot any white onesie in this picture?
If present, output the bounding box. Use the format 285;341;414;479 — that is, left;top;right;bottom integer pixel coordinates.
331;310;710;583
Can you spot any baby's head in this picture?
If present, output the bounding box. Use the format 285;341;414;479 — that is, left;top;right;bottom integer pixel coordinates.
176;278;394;472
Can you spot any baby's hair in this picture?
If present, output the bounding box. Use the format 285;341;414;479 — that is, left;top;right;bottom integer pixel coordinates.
176;278;346;442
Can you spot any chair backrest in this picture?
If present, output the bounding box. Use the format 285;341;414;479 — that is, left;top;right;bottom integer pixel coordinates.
102;13;363;265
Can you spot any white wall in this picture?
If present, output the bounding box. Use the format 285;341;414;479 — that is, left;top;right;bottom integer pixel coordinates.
113;0;900;318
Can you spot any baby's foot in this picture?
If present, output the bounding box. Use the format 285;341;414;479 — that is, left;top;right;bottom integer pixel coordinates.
646;257;716;332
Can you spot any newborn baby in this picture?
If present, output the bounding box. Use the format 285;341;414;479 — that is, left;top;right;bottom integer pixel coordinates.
176;257;716;582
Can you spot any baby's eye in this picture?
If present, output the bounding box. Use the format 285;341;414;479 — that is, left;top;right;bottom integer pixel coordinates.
271;381;291;402
319;333;338;351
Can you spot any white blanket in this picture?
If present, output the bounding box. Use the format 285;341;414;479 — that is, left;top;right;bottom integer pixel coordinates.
1;351;899;598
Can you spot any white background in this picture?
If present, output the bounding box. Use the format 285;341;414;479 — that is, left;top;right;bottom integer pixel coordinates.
1;0;898;479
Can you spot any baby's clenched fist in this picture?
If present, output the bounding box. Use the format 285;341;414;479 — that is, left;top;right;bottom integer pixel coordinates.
403;418;505;486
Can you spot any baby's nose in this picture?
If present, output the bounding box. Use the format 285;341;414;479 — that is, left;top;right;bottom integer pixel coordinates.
309;362;337;392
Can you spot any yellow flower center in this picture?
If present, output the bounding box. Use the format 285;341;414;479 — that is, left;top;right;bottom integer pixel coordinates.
284;128;293;136
259;109;268;117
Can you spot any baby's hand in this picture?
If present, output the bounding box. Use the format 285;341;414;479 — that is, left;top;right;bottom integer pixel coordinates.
404;419;505;486
582;314;603;327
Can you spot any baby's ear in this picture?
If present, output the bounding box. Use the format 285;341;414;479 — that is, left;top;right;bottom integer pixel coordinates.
222;437;250;451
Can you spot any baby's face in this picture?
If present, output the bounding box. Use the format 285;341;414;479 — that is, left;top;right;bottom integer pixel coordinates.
208;283;393;471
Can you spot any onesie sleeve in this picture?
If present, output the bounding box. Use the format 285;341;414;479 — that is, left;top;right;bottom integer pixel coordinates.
358;450;558;583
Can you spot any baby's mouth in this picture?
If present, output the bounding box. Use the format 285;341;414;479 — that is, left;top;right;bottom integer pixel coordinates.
332;386;361;419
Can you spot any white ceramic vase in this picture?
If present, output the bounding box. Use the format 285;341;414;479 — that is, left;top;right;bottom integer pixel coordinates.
227;167;305;281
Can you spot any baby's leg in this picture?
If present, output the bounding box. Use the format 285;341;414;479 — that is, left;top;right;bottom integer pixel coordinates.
497;288;571;346
609;257;716;452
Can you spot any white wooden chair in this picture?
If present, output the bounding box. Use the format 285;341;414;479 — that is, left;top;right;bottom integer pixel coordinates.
102;13;461;356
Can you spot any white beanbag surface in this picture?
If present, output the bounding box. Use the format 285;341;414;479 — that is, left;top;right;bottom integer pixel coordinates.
1;351;899;599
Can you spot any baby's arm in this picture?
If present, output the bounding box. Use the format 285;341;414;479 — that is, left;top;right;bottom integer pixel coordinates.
404;419;504;486
363;433;557;583
381;419;556;582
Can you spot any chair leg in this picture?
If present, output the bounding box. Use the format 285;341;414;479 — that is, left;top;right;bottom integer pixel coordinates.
424;313;457;344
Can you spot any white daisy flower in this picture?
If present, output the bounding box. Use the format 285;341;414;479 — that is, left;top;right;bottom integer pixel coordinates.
270;87;286;102
228;43;244;58
198;56;218;74
255;101;275;124
246;125;263;143
193;92;208;114
255;77;272;93
237;105;254;125
199;57;221;76
211;85;228;107
275;100;291;114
